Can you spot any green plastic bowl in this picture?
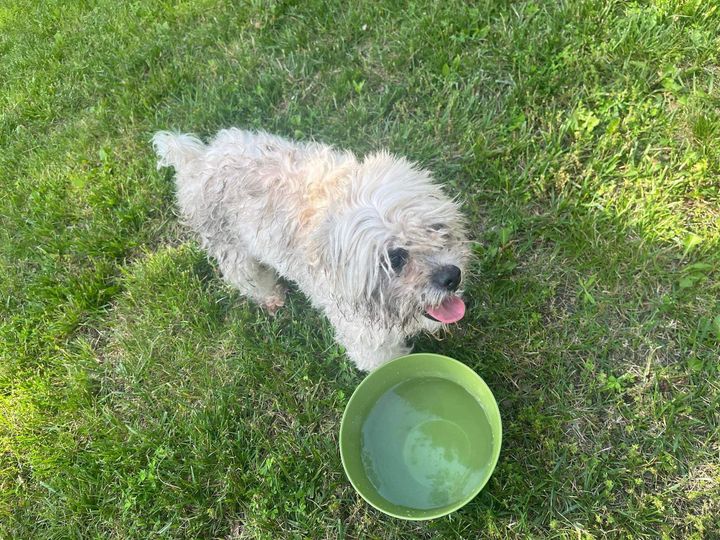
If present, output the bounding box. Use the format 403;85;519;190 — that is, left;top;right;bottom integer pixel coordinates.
339;353;502;520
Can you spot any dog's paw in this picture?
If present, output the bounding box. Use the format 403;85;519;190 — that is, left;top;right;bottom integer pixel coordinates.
261;285;287;315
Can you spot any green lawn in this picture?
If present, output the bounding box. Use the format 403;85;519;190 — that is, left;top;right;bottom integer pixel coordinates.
1;0;719;538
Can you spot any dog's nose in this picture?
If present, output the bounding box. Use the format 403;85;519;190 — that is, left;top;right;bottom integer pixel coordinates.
432;265;461;292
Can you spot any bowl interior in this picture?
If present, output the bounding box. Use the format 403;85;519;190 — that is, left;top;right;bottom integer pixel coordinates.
340;353;502;520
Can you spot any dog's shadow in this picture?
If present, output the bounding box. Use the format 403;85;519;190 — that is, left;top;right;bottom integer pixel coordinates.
191;258;361;387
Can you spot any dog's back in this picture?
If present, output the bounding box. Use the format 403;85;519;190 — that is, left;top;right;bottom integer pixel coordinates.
152;129;356;271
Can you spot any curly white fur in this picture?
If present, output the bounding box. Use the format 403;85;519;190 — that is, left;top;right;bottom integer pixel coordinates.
152;129;469;371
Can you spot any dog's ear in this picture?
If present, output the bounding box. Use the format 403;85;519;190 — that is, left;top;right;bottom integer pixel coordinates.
314;206;388;305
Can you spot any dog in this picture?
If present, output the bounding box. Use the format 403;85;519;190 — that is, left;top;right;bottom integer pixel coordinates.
152;129;469;371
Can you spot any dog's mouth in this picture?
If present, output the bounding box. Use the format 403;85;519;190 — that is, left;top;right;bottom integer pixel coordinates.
423;295;466;324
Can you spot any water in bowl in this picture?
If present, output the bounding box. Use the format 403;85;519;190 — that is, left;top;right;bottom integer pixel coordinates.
360;377;494;511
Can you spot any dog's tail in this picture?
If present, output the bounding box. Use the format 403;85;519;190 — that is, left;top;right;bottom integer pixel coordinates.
151;131;206;171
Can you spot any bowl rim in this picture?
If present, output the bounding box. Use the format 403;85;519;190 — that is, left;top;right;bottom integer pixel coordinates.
339;352;503;520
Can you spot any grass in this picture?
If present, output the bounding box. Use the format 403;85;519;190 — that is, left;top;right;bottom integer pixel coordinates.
1;0;719;537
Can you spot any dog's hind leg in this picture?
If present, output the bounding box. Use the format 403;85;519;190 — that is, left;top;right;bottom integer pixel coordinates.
209;239;287;314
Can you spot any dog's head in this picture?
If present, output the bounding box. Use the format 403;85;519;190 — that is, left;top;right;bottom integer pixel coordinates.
320;151;470;333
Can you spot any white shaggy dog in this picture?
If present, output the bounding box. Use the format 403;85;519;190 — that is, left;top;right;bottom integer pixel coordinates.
152;129;469;371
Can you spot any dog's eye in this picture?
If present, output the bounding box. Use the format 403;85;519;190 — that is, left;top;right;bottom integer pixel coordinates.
388;248;409;273
429;223;446;231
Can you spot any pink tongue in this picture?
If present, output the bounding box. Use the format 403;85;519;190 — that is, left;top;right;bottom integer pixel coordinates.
426;296;466;323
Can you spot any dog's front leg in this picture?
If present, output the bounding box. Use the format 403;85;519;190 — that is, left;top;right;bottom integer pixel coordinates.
329;314;411;371
349;340;412;372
